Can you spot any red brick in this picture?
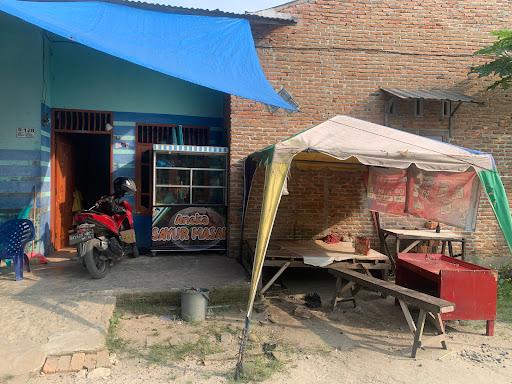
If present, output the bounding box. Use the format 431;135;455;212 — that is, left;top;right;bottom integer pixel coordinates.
56;355;71;373
42;356;59;374
228;0;512;261
69;352;86;372
83;353;96;371
95;350;112;368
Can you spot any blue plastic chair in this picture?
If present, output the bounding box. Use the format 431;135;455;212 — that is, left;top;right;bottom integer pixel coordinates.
0;219;34;281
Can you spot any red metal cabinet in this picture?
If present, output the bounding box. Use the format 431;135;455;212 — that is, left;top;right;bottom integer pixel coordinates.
396;253;497;336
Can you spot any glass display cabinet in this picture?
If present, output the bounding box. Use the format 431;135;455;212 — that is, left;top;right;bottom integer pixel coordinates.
151;145;228;252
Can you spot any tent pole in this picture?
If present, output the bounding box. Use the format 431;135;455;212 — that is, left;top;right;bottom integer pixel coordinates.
234;316;251;379
235;160;290;377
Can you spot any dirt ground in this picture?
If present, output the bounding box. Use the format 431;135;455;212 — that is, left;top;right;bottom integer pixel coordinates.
22;285;512;384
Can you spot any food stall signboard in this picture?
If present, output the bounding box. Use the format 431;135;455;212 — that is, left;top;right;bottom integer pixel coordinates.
152;206;227;251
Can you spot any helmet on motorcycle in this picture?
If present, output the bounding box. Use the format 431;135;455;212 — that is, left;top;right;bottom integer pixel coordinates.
113;177;137;196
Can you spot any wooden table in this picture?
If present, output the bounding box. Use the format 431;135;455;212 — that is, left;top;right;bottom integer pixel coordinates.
242;239;391;294
381;228;465;263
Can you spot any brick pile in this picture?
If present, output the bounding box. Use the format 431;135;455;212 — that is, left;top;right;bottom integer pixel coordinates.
228;0;512;260
41;350;112;375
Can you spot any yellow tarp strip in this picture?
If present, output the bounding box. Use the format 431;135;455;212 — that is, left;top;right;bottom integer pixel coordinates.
246;160;290;317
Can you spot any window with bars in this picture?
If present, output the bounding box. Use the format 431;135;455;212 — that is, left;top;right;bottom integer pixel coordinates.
135;123;210;214
53;109;112;133
137;124;209;145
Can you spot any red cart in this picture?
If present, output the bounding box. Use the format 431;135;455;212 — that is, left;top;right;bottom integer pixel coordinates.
396;253;497;336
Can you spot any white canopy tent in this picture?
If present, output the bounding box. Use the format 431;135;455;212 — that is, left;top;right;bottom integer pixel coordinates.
235;115;512;374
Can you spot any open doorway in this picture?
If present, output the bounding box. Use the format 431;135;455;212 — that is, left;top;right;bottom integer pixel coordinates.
51;109;112;250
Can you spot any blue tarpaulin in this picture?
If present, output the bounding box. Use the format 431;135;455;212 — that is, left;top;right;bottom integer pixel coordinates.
0;0;295;110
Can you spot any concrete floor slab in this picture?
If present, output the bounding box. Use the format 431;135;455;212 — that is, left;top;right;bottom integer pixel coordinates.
0;341;47;376
0;252;248;377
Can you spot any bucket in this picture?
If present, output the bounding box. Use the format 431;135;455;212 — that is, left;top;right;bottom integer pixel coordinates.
181;288;209;322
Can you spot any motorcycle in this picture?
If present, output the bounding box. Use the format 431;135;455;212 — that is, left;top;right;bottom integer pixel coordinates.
68;177;139;279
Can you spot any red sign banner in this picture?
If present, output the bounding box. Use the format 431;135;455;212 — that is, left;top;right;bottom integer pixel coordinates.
367;167;407;215
406;168;480;230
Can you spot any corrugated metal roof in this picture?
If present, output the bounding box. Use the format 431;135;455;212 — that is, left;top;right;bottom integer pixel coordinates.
381;88;477;103
106;0;296;24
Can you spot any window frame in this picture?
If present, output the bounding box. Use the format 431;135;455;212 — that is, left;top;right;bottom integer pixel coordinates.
441;100;451;118
153;163;227;207
135;123;211;214
414;98;424;117
386;98;398;116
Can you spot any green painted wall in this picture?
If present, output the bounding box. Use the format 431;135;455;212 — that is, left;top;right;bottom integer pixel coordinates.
50;42;224;118
0;13;43;150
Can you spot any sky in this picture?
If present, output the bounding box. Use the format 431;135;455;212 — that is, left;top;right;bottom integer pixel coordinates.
141;0;289;13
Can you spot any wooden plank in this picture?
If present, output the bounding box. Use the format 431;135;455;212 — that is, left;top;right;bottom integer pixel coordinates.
411;309;427;358
332;278;357;310
274;239;389;261
382;228;464;241
402;240;421;253
327;267;455;314
420;333;447;348
264;260;315;268
398;299;417;334
435;313;448;349
260;262;290;294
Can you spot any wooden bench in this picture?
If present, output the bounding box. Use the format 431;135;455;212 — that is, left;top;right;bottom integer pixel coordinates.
327;265;455;358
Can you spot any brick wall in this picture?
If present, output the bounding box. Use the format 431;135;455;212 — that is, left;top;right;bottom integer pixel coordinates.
243;165;375;242
228;0;512;263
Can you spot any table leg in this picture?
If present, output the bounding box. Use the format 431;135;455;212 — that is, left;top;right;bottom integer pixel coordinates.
441;241;446;255
486;320;495;336
383;234;392;259
433;313;448;349
398;299;417;335
260;262;290;295
448;241;454;258
461;240;466;261
411;309;426;358
332;277;357;311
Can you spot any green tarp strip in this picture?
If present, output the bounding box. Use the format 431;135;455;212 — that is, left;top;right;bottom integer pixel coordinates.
478;170;512;254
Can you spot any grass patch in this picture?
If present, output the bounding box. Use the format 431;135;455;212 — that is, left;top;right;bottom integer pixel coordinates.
106;310;126;352
105;309;141;356
147;336;223;364
116;292;180;316
233;356;283;383
116;285;249;316
497;264;512;323
206;323;240;342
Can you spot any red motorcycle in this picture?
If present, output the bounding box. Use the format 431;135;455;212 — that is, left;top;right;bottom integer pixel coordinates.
69;177;138;279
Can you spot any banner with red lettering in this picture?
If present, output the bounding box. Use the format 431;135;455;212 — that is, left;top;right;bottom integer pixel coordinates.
406;168;480;231
367;167;407;215
152;206;227;251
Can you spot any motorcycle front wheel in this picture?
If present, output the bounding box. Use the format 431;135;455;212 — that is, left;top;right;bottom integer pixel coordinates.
84;244;109;279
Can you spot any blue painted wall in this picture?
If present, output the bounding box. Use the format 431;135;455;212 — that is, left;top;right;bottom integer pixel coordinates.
0;13;52;254
0;14;226;253
50;42;224;117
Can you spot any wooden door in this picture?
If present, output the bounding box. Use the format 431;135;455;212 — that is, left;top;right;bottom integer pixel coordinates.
53;133;75;250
